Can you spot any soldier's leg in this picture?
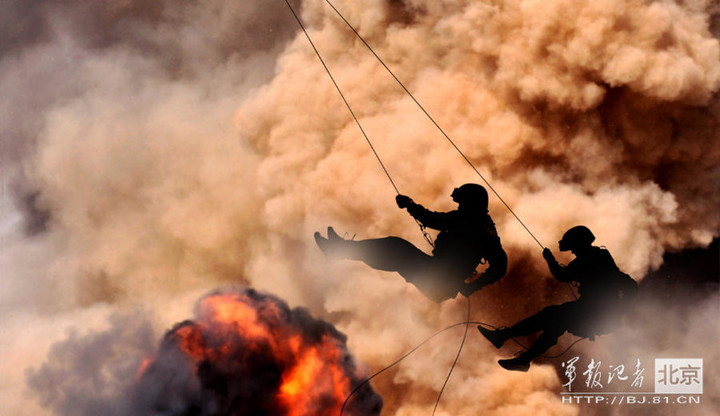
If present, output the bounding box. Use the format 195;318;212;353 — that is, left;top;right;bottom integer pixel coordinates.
315;228;457;301
507;304;565;336
518;326;566;361
317;232;431;271
478;304;565;349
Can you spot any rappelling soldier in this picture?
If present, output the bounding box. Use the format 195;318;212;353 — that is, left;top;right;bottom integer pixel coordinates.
314;183;508;302
478;226;638;371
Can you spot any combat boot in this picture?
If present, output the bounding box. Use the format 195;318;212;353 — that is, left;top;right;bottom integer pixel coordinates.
477;326;508;349
498;357;530;372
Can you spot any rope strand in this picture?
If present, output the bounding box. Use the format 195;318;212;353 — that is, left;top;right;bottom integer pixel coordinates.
282;0;435;248
432;297;471;416
282;0;399;194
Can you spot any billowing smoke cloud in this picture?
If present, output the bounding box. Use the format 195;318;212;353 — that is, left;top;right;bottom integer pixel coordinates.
1;0;299;306
27;288;382;416
233;1;720;411
4;0;719;415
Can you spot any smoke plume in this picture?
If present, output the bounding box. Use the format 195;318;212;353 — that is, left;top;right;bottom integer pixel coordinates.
3;0;719;415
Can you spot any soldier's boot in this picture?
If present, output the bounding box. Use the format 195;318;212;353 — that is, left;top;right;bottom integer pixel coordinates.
498;356;531;372
315;227;350;257
478;326;510;349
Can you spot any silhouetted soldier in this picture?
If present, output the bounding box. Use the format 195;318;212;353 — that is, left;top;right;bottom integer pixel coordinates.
314;183;508;302
478;226;637;371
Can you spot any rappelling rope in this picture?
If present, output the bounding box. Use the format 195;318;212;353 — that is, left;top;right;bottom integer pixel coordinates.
339;313;586;416
432;296;471;416
282;0;435;248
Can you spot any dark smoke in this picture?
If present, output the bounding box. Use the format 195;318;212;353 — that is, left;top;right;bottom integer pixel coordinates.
585;240;720;416
13;189;51;236
640;238;720;301
25;309;156;416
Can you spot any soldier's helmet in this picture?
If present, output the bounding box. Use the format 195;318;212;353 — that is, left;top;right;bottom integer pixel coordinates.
451;183;489;211
559;225;595;252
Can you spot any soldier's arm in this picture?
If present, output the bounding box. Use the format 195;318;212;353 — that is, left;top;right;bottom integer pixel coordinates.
543;248;573;282
396;195;455;230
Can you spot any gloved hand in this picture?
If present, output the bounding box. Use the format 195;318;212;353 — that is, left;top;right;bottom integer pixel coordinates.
395;194;413;209
542;248;555;262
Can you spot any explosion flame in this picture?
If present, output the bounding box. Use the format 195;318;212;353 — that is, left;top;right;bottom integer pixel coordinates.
135;289;382;416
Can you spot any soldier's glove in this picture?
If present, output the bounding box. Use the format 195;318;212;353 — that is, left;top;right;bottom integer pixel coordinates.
542;248;555;263
395;194;413;209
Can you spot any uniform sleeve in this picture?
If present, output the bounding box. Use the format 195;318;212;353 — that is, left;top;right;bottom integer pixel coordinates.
405;202;458;230
547;257;575;282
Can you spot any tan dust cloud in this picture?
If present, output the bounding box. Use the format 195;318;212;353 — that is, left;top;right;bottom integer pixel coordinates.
232;0;720;414
6;0;719;415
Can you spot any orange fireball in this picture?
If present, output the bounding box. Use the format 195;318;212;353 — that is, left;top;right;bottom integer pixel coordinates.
135;289;382;416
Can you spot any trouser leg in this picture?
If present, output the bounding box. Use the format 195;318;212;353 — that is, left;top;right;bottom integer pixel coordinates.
341;237;458;302
509;304;571;361
507;304;568;336
517;326;565;361
340;236;432;274
488;304;568;350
